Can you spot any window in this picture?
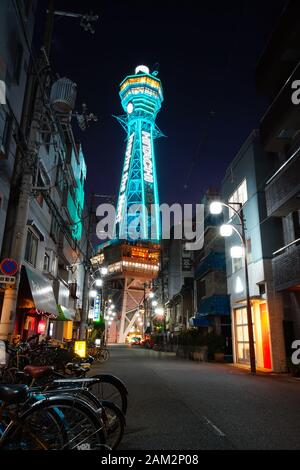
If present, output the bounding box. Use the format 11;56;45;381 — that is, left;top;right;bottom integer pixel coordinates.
51;217;60;242
51;255;58;277
25;230;38;267
232;257;243;273
56;163;64;194
40;120;51;153
228;179;248;218
0;113;13;155
246;238;252;264
36;192;44;207
258;283;266;296
235;307;255;364
43;252;50;271
292;211;300;240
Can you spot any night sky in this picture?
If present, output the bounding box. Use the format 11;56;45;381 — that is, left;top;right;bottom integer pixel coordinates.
36;0;286;205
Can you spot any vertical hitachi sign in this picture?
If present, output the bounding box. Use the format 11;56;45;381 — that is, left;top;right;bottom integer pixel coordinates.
116;132;135;222
142;130;153;183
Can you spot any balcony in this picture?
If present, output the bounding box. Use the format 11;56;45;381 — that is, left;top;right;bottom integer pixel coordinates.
195;252;226;279
265;150;300;216
259;59;300;153
198;295;230;317
272;240;300;291
256;1;300;99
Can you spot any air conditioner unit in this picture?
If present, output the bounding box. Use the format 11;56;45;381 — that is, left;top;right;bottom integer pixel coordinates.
50;78;77;114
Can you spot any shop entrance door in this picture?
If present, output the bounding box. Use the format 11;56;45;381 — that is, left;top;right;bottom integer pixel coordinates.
260;303;272;369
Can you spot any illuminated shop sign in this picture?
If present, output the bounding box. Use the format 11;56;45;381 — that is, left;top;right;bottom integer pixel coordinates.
142;130;153;183
116;132;135;222
94;294;101;322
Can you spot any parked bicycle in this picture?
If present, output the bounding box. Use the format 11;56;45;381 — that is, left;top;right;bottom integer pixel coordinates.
0;384;107;450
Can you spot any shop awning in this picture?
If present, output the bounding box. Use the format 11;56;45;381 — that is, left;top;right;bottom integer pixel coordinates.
192;313;212;327
24;265;58;318
56;304;76;321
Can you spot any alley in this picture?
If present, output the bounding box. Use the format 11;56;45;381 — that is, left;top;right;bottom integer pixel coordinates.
94;345;300;450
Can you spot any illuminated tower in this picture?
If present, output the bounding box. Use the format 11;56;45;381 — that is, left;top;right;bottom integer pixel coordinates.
92;65;163;343
114;64;164;241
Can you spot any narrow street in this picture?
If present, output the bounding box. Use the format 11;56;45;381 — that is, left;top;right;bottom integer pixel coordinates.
94;345;300;450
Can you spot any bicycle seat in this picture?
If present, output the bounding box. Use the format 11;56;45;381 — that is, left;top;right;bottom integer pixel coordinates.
0;384;29;404
24;365;54;378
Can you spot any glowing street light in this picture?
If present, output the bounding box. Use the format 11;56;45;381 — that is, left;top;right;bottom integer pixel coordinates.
220;224;233;237
95;278;103;287
89;289;97;298
152;300;158;307
149;292;155;299
209;201;223;215
209;199;256;374
101;267;108;275
230;245;244;259
155;307;164;316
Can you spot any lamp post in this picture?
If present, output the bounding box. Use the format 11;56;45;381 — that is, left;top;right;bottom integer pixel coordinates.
88;267;106;343
210;201;256;374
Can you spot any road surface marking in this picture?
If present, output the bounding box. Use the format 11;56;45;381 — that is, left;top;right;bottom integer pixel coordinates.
203;416;226;437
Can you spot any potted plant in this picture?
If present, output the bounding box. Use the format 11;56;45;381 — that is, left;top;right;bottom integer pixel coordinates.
206;333;226;362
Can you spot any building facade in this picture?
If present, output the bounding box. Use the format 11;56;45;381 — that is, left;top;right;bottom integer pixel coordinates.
164;230;194;334
0;0;36;304
256;0;300;364
0;3;88;343
193;190;231;347
221;130;286;372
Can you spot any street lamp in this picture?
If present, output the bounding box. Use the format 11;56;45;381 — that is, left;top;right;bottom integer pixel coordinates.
89;289;97;298
155;307;164;316
220;224;233;237
101;267;108;276
230;245;244;259
149;292;155;299
95;278;103;287
209;200;256;374
152;300;158;307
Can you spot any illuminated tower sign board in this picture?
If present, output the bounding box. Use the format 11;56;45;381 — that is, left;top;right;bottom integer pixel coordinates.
114;65;164;241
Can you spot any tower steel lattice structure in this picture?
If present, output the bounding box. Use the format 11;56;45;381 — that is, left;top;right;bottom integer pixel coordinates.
92;65;164;343
114;64;164;241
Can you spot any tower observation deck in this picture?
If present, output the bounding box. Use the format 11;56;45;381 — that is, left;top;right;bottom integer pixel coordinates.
92;66;164;343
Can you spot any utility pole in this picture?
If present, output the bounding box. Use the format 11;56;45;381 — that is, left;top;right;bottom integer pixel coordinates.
80;192;95;339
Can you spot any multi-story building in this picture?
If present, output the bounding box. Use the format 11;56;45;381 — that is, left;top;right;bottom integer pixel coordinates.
256;0;300;363
164;228;194;334
193;190;231;346
221;130;285;372
0;3;88;343
0;0;36;301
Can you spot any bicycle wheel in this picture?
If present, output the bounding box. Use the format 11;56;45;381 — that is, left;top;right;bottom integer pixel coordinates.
65;389;125;449
98;349;110;363
2;395;106;450
88;374;128;415
0;405;66;450
100;400;125;450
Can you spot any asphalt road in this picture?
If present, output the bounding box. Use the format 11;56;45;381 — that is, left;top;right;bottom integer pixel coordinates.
93;345;300;450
